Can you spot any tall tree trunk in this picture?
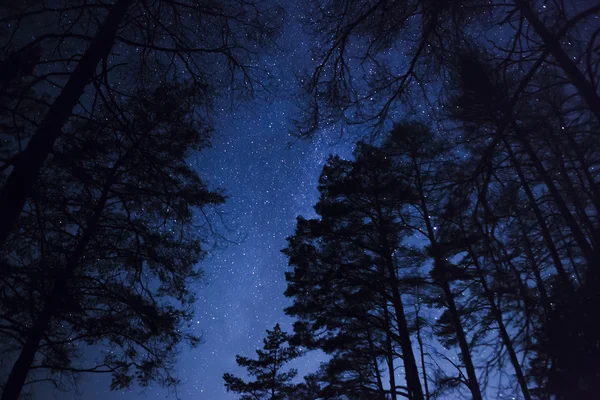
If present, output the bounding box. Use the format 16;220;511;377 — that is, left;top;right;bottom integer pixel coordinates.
386;280;425;400
515;0;600;122
414;168;483;400
1;166;117;400
366;325;386;396
0;0;133;250
466;245;532;400
383;305;398;400
414;300;430;400
437;278;483;400
503;137;572;287
0;299;55;400
270;348;277;400
374;207;425;400
512;124;597;267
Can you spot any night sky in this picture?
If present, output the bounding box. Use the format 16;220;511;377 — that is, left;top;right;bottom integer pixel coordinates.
37;4;355;399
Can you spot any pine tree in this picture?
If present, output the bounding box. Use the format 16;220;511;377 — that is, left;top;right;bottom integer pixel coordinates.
284;144;426;400
223;324;301;400
445;46;600;398
381;122;483;400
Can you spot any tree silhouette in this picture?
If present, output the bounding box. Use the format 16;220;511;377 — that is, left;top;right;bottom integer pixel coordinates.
283;107;598;398
0;83;224;400
282;0;600;395
284;144;426;400
223;324;301;400
444;45;600;397
294;0;599;137
381;122;484;400
0;0;282;251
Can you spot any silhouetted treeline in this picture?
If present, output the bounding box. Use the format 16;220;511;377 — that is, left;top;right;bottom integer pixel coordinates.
227;95;599;398
2;0;599;399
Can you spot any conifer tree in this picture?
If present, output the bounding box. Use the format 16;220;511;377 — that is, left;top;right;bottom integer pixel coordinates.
223;324;301;400
284;144;426;400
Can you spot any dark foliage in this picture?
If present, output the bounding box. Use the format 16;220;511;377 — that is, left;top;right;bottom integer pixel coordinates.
223;324;301;400
0;83;224;399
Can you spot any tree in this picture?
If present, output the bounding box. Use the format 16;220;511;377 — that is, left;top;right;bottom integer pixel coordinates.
287;374;323;400
284;144;426;400
294;0;599;137
381;122;484;400
223;324;301;400
0;83;225;400
283;0;600;393
0;0;282;250
438;42;600;398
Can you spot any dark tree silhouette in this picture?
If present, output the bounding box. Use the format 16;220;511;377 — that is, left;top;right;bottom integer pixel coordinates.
284;144;426;400
280;0;600;395
287;374;323;400
283;107;599;398
382;123;483;400
0;83;224;400
223;324;301;400
294;0;599;137
0;0;282;250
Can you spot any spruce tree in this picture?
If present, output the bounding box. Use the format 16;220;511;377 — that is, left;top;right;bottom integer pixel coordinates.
223;324;301;400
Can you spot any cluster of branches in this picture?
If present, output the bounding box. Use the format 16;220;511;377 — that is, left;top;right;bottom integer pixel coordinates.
294;0;600;137
0;0;282;399
226;65;599;398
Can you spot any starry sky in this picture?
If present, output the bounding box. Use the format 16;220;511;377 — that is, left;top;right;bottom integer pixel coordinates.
37;3;355;399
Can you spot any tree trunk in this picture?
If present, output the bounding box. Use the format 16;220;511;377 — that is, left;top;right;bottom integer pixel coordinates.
503;137;572;287
383;305;398;400
1;166;117;400
2;243;88;400
414;169;483;400
0;0;133;250
387;279;425;400
467;245;532;400
414;301;430;400
373;197;425;400
512;124;596;267
1;300;55;400
437;278;483;400
366;325;386;395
